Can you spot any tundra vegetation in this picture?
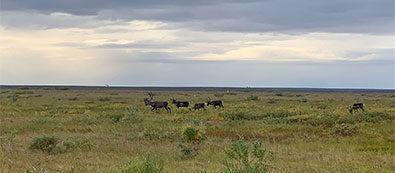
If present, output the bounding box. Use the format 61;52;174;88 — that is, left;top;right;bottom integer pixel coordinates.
0;87;394;172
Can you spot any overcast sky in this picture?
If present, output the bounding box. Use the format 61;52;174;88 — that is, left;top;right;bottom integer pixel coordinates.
0;0;394;88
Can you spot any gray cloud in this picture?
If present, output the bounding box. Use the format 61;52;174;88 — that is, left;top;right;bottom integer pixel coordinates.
1;0;393;88
2;0;394;34
93;41;189;49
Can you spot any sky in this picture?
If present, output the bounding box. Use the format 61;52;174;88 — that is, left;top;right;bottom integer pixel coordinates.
0;0;394;88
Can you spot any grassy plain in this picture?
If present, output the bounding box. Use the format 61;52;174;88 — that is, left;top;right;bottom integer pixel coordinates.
0;87;394;172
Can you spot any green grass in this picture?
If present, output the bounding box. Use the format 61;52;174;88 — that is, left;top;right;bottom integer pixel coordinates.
0;88;394;172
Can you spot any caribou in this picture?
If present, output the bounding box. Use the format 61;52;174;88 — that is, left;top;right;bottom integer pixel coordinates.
144;98;171;112
190;103;205;111
349;103;365;114
171;98;189;108
207;100;224;108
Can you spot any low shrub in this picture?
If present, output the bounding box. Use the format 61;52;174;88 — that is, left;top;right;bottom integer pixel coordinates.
334;123;358;136
125;107;140;119
178;143;200;159
182;127;206;144
273;89;283;96
120;156;164;173
29;135;59;154
98;97;111;101
221;137;271;173
29;135;94;154
0;129;18;145
102;108;142;123
108;114;124;123
247;95;259;101
11;94;18;102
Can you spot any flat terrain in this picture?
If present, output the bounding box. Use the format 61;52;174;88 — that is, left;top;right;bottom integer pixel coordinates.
0;87;394;172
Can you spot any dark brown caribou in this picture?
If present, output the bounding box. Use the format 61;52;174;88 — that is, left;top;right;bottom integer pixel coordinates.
171;98;189;108
144;98;171;112
207;100;223;108
190;103;205;111
349;103;364;113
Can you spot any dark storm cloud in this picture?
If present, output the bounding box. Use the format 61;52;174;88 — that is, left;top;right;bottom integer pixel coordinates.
1;0;222;15
2;0;393;34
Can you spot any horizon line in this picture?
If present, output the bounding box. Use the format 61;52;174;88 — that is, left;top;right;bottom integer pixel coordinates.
0;84;394;91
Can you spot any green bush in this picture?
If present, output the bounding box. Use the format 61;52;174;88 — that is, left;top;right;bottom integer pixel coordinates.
120;156;164;173
29;135;94;154
221;137;271;173
11;94;18;102
182;127;206;144
273;89;283;96
334;123;358;136
107;114;124;123
125;107;140;120
247;95;259;101
29;135;59;154
102;108;142;123
0;129;18;145
178;143;200;159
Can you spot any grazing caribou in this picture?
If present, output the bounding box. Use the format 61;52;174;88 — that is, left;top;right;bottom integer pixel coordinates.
349;103;365;114
207;100;224;108
190;103;205;111
171;98;189;108
144;98;171;112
